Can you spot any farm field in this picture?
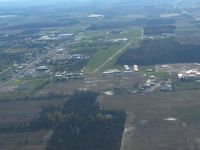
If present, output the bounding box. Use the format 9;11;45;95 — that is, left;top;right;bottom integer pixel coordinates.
1;0;200;150
0;130;52;150
98;90;200;150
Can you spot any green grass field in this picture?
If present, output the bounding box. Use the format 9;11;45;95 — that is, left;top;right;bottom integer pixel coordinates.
0;76;50;101
85;28;142;74
85;44;122;73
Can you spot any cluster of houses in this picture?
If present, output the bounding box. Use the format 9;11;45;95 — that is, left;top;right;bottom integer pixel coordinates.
109;38;128;43
141;75;173;92
178;69;200;81
54;71;84;80
103;65;139;74
37;33;74;41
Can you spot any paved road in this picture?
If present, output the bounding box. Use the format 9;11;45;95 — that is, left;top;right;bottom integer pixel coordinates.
0;66;12;76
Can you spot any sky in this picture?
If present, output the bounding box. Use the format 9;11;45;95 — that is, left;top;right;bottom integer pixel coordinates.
0;0;76;3
0;0;92;2
0;0;24;1
0;0;83;6
0;0;96;4
0;0;51;1
0;0;103;10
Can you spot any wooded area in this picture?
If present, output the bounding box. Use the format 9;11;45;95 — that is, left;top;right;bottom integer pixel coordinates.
117;39;200;65
33;91;126;150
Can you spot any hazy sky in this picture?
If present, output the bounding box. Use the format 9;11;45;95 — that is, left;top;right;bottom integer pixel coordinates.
0;0;82;5
0;0;88;2
0;0;95;3
0;0;75;3
0;0;101;9
0;0;22;1
0;0;74;8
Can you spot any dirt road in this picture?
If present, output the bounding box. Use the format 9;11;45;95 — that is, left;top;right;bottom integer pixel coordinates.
120;112;136;150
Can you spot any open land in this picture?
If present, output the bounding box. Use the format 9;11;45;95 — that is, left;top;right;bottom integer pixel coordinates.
1;0;200;150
